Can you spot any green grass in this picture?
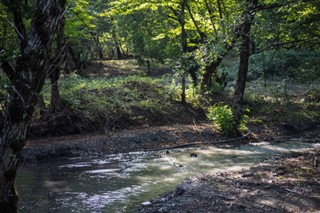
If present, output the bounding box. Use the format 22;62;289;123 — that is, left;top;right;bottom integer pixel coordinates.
3;57;319;134
40;74;183;128
243;80;320;124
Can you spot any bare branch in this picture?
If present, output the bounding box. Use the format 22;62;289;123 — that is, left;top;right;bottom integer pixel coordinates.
254;0;301;12
253;37;320;55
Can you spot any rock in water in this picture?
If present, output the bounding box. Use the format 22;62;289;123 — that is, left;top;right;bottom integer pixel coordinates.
190;153;198;158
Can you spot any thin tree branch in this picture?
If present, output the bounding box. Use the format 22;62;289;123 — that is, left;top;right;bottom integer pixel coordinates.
253;0;302;12
217;0;223;19
2;0;27;48
166;15;178;21
203;0;218;35
253;38;320;55
185;0;205;43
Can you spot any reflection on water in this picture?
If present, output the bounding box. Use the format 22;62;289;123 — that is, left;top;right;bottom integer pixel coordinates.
17;141;320;213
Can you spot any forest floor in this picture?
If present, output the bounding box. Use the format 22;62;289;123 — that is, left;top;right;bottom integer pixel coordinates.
22;60;320;212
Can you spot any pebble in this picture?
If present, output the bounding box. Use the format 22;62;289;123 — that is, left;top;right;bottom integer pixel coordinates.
242;171;254;177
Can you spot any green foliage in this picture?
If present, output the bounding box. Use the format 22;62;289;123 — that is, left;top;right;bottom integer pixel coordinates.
2;0;320;131
207;105;236;136
40;73;181;127
249;50;320;83
305;87;320;102
185;85;202;108
207;104;249;136
253;0;320;51
244;80;320;124
0;3;20;60
268;80;291;104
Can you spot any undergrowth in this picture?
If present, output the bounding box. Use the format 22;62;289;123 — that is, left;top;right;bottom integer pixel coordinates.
40;74;189;130
181;77;320;128
244;80;320;124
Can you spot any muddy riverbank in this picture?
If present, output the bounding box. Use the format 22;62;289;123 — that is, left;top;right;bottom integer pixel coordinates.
140;149;320;213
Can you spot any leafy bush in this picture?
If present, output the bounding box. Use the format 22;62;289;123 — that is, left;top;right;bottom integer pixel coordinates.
207;105;236;136
207;104;249;136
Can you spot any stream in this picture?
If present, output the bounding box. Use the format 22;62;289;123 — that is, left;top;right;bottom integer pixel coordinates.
17;140;320;213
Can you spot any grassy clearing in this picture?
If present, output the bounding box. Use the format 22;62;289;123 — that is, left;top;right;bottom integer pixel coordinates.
39;73;195;131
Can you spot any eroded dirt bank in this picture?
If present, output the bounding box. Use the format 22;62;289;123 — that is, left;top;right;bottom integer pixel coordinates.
22;121;320;162
22;123;218;162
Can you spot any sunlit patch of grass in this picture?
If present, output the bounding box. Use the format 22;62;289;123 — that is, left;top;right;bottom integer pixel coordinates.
40;74;183;128
102;59;140;69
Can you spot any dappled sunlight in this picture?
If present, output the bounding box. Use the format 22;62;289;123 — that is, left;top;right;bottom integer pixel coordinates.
44;180;70;193
239;141;320;155
256;195;310;212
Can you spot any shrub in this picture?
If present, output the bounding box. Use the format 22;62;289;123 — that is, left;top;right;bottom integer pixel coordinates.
207;105;236;136
207;104;249;136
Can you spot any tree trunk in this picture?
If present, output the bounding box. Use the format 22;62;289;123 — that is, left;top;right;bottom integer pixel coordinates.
49;15;65;113
0;1;66;212
180;0;187;105
115;46;123;60
217;0;223;19
67;42;83;72
232;0;258;125
204;0;218;35
181;76;186;104
201;0;256;90
232;34;250;123
201;57;224;89
96;34;104;60
0;121;28;213
49;67;63;113
147;59;151;76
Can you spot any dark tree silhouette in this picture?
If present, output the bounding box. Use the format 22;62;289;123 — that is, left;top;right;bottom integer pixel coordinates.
0;0;66;212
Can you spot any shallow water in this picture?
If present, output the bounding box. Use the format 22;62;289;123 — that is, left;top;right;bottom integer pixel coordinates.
16;141;320;213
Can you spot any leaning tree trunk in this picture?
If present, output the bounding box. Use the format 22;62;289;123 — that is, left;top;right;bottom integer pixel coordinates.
232;0;258;125
0;1;66;212
201;57;224;89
